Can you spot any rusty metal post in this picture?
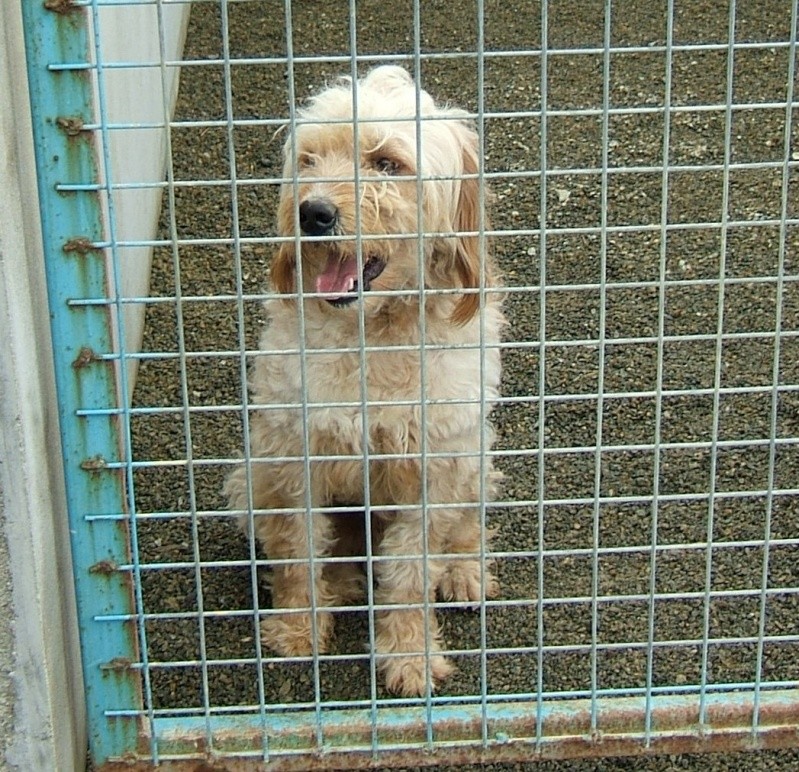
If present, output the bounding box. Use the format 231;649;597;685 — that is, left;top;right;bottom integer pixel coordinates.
20;0;143;763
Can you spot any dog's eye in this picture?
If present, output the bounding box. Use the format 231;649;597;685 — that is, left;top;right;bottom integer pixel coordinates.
374;157;399;175
298;153;315;169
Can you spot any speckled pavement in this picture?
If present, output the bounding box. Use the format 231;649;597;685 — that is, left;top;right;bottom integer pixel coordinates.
129;1;799;768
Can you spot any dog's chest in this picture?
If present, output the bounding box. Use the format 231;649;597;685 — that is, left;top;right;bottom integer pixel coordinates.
306;348;420;428
303;346;477;453
258;305;497;453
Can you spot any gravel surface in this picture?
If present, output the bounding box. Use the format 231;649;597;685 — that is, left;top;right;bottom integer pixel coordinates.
130;0;799;767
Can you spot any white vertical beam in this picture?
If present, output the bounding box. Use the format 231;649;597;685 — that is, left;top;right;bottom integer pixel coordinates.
0;2;86;769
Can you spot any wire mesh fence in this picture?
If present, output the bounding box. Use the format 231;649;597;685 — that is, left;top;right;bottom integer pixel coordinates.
22;0;799;767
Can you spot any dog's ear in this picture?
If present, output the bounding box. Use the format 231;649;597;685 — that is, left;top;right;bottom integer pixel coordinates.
450;132;488;326
270;243;296;294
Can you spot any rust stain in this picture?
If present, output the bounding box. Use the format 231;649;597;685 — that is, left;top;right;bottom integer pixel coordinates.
92;720;799;771
91;692;799;770
80;454;107;471
63;236;97;255
56;115;86;136
72;346;100;368
89;559;118;575
44;0;79;14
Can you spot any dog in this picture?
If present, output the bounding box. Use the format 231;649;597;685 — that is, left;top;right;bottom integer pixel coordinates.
225;65;504;697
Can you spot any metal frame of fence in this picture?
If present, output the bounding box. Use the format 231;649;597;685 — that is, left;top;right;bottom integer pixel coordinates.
21;0;799;768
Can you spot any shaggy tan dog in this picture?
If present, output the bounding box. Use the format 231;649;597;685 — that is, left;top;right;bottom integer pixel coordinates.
225;65;504;697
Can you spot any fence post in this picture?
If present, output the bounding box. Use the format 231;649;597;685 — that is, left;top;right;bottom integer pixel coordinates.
20;0;143;763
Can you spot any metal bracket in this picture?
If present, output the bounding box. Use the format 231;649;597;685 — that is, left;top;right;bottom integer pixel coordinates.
43;0;79;15
72;346;101;369
99;657;133;673
56;116;85;136
89;560;119;576
80;454;108;472
63;237;97;256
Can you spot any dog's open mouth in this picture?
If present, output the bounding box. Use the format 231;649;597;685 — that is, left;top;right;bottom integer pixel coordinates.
314;254;387;306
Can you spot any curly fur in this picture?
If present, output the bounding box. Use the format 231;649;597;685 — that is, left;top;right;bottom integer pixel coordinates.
225;66;504;697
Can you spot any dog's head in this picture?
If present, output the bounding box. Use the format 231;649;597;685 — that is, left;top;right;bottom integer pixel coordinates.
271;65;487;325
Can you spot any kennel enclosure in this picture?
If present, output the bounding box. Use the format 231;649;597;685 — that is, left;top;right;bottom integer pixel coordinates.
18;0;799;767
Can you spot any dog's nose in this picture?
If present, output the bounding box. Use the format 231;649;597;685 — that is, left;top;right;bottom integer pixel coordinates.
299;199;339;236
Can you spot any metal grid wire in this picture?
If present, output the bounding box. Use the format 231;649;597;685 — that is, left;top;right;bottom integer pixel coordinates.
23;0;799;767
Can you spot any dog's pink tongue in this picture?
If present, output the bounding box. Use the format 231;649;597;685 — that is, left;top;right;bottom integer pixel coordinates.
315;254;358;296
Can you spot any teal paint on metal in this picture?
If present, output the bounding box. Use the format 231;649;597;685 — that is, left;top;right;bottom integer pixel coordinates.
150;688;799;762
16;2;799;767
20;0;141;764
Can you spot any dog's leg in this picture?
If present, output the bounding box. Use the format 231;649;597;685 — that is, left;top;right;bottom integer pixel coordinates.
434;457;499;606
228;457;337;657
373;513;454;696
256;506;337;657
437;508;499;606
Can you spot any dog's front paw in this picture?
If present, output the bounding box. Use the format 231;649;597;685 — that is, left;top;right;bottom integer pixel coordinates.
261;611;333;657
438;560;499;606
381;654;455;697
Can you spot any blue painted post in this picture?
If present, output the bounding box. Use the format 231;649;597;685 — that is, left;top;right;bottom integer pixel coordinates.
20;0;142;764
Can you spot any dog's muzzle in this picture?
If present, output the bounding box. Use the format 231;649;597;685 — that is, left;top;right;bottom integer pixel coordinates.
300;198;387;306
315;253;387;306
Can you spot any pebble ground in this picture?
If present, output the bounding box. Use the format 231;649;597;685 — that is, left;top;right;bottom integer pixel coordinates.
129;1;799;768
